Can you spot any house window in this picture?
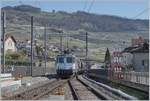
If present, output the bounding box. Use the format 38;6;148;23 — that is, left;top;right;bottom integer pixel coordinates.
142;60;149;67
142;60;144;66
145;60;149;67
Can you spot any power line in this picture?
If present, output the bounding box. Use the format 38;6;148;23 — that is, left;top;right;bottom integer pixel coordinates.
83;0;88;11
6;24;62;30
87;0;95;13
132;8;149;19
19;0;23;5
84;0;95;68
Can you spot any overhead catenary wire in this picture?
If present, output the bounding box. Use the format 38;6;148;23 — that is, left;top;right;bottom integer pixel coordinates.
83;0;89;11
87;0;95;13
132;8;149;19
83;0;95;64
19;0;23;5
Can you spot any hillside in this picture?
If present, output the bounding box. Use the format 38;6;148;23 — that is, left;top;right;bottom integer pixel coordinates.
2;5;149;32
2;5;149;61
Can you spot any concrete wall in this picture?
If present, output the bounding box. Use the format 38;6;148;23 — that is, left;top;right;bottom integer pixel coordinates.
132;53;149;72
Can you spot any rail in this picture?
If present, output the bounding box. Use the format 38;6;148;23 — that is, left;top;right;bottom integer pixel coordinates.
68;76;135;100
68;76;102;100
68;80;80;100
2;79;68;100
32;80;68;100
83;75;137;100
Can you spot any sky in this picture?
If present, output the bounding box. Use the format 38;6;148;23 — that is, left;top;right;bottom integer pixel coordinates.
1;0;149;19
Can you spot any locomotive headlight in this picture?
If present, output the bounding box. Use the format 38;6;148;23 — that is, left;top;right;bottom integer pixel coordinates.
72;64;76;69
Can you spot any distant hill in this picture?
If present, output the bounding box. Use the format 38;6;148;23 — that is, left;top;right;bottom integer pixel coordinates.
3;5;41;12
2;5;149;32
1;5;149;61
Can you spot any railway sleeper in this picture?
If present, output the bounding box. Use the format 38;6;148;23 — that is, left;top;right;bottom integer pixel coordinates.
68;80;81;100
78;76;124;100
69;77;105;100
2;79;68;100
32;80;68;100
82;75;137;100
76;77;113;100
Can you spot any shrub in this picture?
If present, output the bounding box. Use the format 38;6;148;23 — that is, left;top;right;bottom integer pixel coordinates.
5;52;25;60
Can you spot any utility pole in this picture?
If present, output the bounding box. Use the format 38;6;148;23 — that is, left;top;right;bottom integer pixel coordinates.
44;26;47;75
31;16;33;76
85;32;88;70
60;32;63;54
2;12;5;73
86;32;88;59
67;40;69;49
66;34;69;49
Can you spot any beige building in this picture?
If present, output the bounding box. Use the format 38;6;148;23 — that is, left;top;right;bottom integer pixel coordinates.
131;43;149;72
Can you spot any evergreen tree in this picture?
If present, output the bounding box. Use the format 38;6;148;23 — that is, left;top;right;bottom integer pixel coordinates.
104;48;111;68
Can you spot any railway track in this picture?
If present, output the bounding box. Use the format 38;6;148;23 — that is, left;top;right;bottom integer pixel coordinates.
2;79;68;100
87;72;149;93
68;76;136;100
32;79;68;100
68;77;100;100
2;75;137;100
82;76;137;100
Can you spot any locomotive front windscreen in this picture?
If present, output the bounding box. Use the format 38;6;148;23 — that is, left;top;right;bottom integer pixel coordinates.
57;57;64;63
66;57;75;63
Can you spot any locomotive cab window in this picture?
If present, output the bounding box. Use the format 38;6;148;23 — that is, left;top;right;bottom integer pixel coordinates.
57;57;64;63
66;57;75;63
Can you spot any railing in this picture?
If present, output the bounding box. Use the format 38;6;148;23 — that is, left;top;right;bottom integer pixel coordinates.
11;66;46;78
110;71;149;85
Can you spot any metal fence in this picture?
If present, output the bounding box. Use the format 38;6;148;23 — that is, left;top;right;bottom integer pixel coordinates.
110;71;149;85
11;66;46;78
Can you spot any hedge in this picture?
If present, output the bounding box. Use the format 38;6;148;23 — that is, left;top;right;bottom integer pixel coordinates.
5;60;35;66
